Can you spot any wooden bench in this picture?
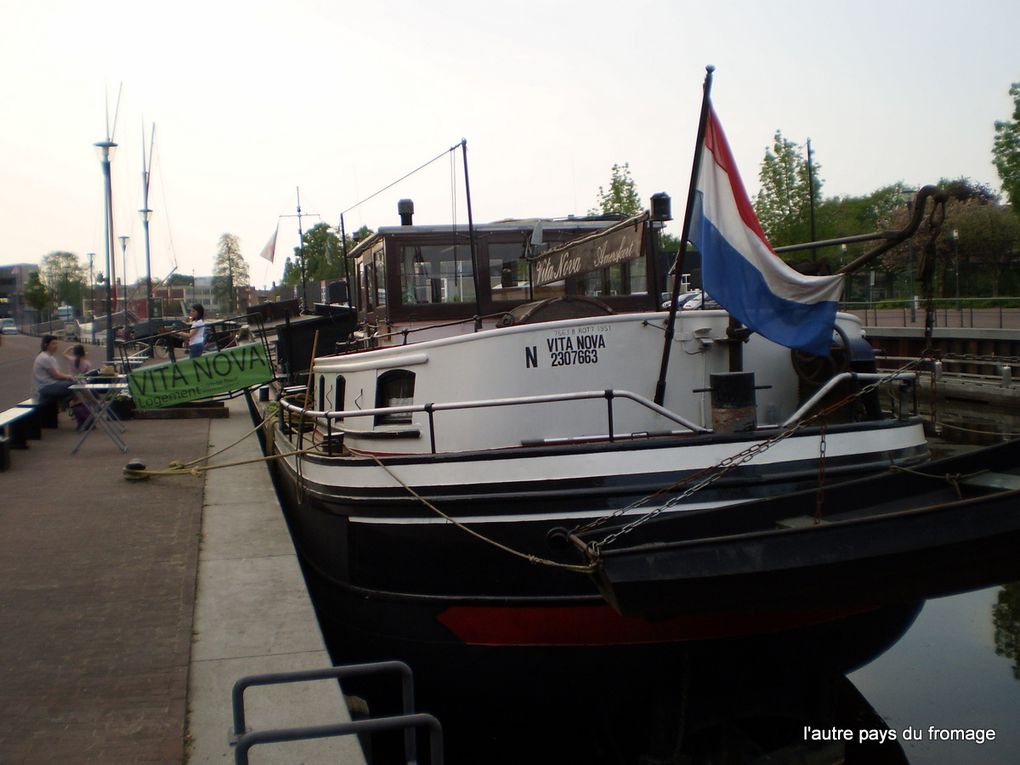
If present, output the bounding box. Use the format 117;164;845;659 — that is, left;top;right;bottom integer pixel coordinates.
17;398;59;429
0;406;38;471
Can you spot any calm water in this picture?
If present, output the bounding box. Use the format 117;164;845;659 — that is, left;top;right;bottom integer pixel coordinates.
846;401;1020;765
851;584;1020;764
310;401;1020;764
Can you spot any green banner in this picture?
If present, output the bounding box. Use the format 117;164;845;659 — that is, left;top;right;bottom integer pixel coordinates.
127;343;274;409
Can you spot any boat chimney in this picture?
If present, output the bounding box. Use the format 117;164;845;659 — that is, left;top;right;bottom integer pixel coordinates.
398;198;414;226
708;372;757;432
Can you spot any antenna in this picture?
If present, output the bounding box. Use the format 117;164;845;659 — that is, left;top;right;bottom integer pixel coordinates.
110;82;123;141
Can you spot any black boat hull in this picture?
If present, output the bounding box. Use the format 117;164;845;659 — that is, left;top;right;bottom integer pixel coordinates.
590;439;1020;619
268;419;939;651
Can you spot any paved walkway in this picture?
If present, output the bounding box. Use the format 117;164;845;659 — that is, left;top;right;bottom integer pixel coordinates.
0;333;363;764
0;389;207;761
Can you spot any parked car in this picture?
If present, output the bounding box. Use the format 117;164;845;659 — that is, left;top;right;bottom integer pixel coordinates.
681;291;721;310
660;290;701;309
1;318;17;334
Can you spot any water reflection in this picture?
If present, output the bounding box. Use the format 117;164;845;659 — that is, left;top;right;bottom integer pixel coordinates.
926;401;1020;454
993;582;1020;679
850;583;1020;765
324;602;923;764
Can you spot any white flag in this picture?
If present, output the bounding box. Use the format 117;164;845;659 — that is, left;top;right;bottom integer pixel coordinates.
259;225;279;262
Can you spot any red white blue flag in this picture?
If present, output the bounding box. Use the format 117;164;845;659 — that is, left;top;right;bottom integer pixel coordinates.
690;108;844;356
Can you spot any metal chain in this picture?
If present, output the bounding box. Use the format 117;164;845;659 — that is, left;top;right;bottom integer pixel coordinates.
587;358;928;555
814;423;827;522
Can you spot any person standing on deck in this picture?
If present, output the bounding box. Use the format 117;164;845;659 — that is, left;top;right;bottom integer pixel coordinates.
180;303;206;359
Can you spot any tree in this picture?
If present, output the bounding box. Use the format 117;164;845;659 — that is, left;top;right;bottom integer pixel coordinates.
40;251;87;312
213;234;250;314
878;179;1019;298
993;582;1020;680
283;223;372;286
993;82;1020;216
754;131;822;247
589;163;642;217
22;272;49;316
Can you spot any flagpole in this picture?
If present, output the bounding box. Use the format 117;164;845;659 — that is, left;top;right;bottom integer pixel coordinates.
653;65;715;406
339;213;352;306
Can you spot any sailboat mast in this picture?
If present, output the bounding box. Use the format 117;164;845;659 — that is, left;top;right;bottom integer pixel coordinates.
297;187;307;310
460;139;482;323
140;123;155;323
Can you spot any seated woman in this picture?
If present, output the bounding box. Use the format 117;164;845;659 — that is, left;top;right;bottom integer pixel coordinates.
62;344;99;429
63;344;96;377
31;335;75;408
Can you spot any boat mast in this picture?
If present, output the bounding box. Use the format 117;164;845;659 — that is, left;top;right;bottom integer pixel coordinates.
460;139;483;324
139;122;155;325
654;65;715;406
338;213;352;306
297;188;307;310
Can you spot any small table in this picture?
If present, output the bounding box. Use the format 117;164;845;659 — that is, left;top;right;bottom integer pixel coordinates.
70;380;130;454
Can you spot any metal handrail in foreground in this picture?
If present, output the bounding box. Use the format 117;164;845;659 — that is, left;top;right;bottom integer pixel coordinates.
277;388;711;455
233;714;443;765
231;661;439;764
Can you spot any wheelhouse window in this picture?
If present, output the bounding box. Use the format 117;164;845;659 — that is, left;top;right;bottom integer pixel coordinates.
488;242;530;302
577;260;647;297
399;244;475;305
375;369;415;425
374;249;387;310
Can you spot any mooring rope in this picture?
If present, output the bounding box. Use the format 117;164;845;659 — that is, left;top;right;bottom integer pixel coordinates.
122;410;320;479
358;451;596;574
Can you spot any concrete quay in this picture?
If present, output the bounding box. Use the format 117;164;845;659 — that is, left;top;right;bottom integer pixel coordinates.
0;333;365;764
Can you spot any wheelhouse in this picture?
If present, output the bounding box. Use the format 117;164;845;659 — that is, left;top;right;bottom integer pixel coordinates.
348;213;661;333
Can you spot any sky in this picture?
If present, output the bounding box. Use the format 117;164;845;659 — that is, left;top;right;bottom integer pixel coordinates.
1;0;1017;290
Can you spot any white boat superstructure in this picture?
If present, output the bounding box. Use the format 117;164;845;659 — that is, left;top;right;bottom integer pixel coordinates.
303;309;902;455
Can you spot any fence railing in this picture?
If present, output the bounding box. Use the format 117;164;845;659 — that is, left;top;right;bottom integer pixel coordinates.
843;298;1020;331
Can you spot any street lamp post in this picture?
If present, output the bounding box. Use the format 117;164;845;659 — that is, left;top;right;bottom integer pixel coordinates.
951;228;960;308
119;235;130;323
87;252;95;344
95;139;117;362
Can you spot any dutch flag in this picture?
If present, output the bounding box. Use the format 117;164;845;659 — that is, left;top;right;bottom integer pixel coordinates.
690;108;845;357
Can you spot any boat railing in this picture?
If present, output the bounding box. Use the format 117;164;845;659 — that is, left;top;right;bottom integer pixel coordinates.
780;371;919;427
348;311;514;352
277;388;710;455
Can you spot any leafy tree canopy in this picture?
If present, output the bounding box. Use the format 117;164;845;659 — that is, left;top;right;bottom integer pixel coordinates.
877;178;1020;297
213;233;250;313
754;131;822;247
282;223;372;286
22;272;49;313
589;163;642;217
40;251;87;310
993;82;1020;215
